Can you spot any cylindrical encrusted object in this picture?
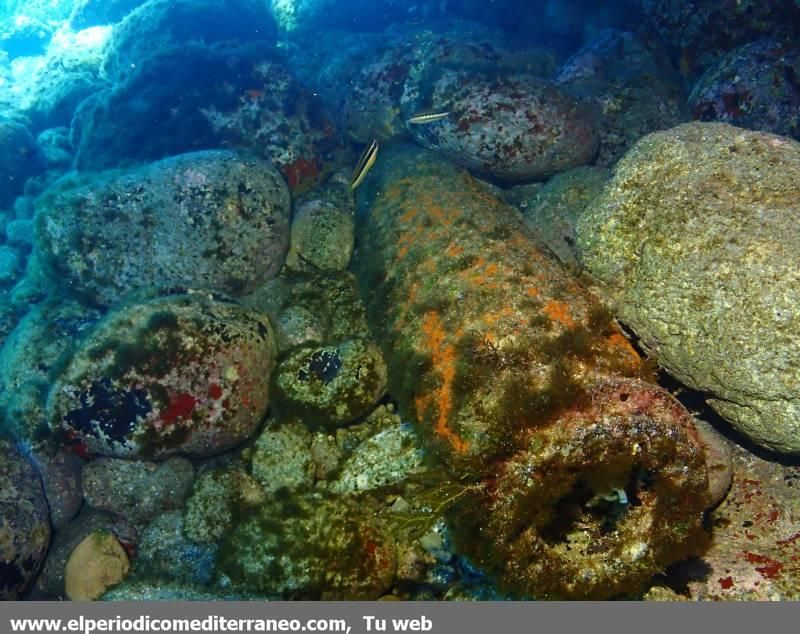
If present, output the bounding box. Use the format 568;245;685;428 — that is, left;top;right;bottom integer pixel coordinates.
354;144;711;599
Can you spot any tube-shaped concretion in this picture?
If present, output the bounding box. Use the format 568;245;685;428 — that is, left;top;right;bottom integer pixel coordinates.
354;144;711;599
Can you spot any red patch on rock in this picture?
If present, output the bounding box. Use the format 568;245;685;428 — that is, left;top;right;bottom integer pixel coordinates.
208;383;223;400
719;576;734;589
161;393;197;425
282;157;320;192
744;551;784;579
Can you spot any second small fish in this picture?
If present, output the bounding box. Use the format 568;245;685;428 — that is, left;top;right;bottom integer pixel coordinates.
407;111;451;125
351;139;379;191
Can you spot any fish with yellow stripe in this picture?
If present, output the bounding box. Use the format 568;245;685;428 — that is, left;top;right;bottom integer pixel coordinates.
406;110;451;125
350;139;379;191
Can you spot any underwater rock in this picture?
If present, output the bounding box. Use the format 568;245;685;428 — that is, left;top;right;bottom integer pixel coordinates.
285;200;355;274
689;39;800;141
0;118;44;207
5;218;34;249
272;339;388;427
332;28;556;144
82;456;195;527
198;57;351;195
268;0;419;35
293;273;373;344
0;245;22;285
683;442;800;600
332;424;426;493
9;25;110;132
637;0;800;77
0;438;51;600
274;304;328;354
555;29;689;166
249;422;315;493
577;122;800;454
64;529;130;601
309;432;344;481
135;511;217;586
48;291;276;459
217;490;396;599
101;579;259;601
244;271;372;348
0;297;102;443
0;302;20;354
353;143;711;599
8;251;49;309
101;0;276;81
35;150;290;306
183;468;266;545
408;71;598;181
514;165;609;271
70;0;150;29
72;41;240;165
32;508;137;600
692;419;733;508
31;445;85;531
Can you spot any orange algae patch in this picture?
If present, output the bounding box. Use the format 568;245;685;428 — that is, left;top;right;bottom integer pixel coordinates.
606;332;641;365
445;243;464;257
542;299;576;328
418;311;469;453
400;208;419;224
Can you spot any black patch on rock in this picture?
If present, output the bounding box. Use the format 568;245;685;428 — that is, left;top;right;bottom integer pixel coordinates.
0;560;25;597
299;349;342;384
63;377;152;445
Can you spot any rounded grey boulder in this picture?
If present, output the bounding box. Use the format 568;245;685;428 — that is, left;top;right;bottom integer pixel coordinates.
35;151;291;307
577;122;800;454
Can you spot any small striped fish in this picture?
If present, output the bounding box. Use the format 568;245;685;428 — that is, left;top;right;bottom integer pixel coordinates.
407;111;450;125
350;139;379;191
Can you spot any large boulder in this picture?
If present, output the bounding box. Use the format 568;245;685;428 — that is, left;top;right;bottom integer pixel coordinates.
555;29;689;166
302;26;556;145
11;25;111;131
47;290;276;459
689;39;800;141
577;122;800;454
101;0;277;81
35;150;291;307
71;41;348;190
409;71;598;181
637;0;800;76
0;438;51;600
0;297;102;442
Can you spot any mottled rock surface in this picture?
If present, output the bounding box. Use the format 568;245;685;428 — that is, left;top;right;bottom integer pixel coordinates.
689;39;800;140
0;439;51;600
217;490;396;599
82;457;195;526
272;339;388;427
516;165;609;270
409;71;598;181
48;291;276;459
285;200;355;273
0;298;102;442
577;122;800;454
35;151;290;306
